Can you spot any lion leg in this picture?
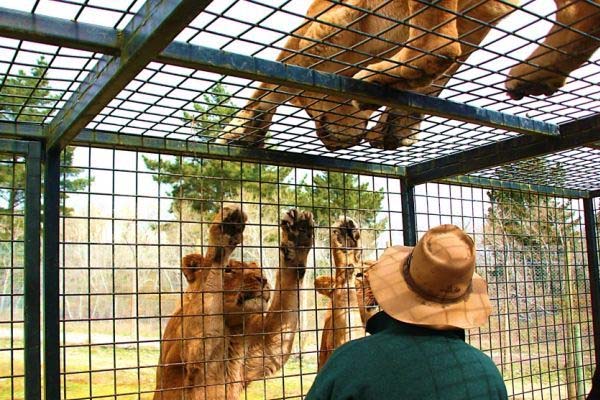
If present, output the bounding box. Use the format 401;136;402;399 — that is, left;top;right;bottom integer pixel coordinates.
328;217;364;362
218;83;298;147
182;204;247;399
353;0;461;91
242;209;314;384
506;0;600;99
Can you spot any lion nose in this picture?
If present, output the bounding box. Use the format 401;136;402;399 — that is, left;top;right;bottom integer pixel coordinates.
255;276;267;285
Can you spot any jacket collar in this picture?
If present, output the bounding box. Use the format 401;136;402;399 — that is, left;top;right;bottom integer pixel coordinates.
366;311;466;341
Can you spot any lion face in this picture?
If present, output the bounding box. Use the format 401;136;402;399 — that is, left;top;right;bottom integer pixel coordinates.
222;259;271;316
181;254;271;328
355;270;379;323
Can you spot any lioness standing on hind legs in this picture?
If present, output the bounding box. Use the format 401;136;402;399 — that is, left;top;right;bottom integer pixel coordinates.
154;205;315;399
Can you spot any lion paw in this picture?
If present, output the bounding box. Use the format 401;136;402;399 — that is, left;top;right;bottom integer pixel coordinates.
217;111;268;147
364;109;421;149
332;217;360;250
280;209;315;278
505;69;566;100
209;203;247;250
331;217;362;272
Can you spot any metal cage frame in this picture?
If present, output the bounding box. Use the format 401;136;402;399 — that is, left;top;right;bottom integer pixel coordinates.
0;1;599;399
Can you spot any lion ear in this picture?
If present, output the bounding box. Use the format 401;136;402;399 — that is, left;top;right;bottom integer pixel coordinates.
314;276;334;298
182;254;204;283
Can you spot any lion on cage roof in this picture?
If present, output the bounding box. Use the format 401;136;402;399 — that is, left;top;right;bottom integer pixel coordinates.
218;0;600;151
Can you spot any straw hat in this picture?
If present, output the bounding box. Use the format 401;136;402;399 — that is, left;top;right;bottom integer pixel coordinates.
368;224;492;329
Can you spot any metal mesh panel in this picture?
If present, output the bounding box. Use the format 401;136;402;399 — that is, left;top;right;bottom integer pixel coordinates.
53;144;597;399
415;182;595;398
58;145;402;399
0;0;599;190
0;153;26;399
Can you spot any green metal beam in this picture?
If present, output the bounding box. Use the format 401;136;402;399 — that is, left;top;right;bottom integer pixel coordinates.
0;7;559;143
0;121;45;140
407;113;600;186
24;141;42;400
0;7;119;55
72;129;405;177
46;0;214;151
439;175;590;199
0;122;405;177
157;43;558;138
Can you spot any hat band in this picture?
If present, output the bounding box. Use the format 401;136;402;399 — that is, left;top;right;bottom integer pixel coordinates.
402;251;472;304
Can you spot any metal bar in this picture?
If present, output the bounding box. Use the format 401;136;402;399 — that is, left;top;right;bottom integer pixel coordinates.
0;7;119;55
46;0;215;151
401;178;417;246
43;147;61;400
0;137;31;154
2;121;593;198
24;141;42;400
584;198;600;368
407;113;600;185
0;8;558;140
440;175;590;199
73;129;405;178
0;122;404;177
0;122;46;141
157;43;558;138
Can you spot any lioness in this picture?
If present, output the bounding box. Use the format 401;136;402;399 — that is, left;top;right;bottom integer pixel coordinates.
154;205;314;400
221;0;598;150
314;217;379;369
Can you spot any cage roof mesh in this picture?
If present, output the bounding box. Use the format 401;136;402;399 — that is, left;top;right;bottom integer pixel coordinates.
0;0;599;193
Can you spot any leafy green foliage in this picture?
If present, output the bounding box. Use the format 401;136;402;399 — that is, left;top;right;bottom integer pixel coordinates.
486;160;579;248
143;83;386;229
0;56;88;214
0;56;57;123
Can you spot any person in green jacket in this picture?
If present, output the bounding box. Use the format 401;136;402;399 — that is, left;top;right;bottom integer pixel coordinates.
305;224;507;400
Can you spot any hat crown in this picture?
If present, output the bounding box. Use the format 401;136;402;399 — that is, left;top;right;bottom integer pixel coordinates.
408;225;475;302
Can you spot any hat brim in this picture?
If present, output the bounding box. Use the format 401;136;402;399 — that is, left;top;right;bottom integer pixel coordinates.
369;246;492;329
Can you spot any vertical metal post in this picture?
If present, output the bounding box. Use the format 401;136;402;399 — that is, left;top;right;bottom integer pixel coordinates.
401;178;417;246
24;141;41;400
43;147;61;400
584;197;600;367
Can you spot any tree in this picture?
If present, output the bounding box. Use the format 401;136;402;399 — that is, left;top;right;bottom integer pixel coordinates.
0;56;88;215
143;82;387;262
143;83;294;217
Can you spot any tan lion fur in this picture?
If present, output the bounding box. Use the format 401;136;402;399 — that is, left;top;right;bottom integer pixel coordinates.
154;206;314;400
314;217;378;370
220;0;517;150
221;0;599;150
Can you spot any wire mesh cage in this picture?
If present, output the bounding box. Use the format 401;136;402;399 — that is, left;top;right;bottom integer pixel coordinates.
0;153;26;398
0;0;599;399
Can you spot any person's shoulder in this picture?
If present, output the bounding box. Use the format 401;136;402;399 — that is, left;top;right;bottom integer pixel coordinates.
326;334;376;365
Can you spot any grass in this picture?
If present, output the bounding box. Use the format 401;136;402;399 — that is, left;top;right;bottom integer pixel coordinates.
0;331;592;400
0;337;316;400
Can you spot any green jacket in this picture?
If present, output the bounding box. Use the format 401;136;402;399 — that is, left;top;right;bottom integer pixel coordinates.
305;312;507;400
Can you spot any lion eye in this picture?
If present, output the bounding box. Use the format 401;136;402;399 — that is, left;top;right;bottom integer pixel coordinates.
224;267;233;273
